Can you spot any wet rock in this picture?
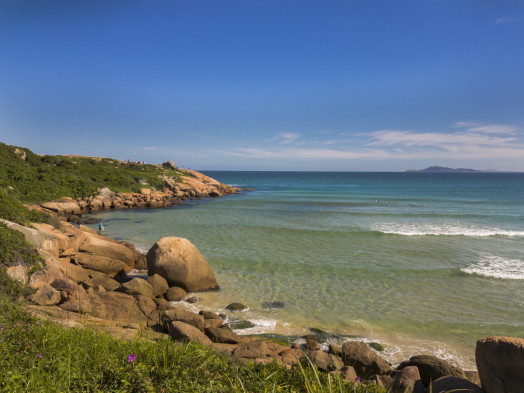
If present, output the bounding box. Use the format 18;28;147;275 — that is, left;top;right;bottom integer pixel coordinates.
369;342;385;352
185;296;200;304
304;335;320;350
226;320;255;330
262;301;284;309
226;302;247;311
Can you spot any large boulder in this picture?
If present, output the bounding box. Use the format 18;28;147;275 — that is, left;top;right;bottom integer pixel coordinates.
163;307;205;331
147;274;169;297
310;350;344;372
40;197;81;215
146;237;219;292
88;292;147;326
79;233;135;267
90;275;121;291
118;278;154;298
429;376;482;393
1;219;59;259
168;321;213;347
204;327;247;344
476;336;524;393
31;284;61;306
341;341;391;378
390;366;424;393
165;286;187;301
398;354;465;387
70;253;127;277
6;265;28;284
29;266;67;289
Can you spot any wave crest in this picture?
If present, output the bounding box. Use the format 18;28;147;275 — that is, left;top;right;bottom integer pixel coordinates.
462;254;524;280
370;223;524;237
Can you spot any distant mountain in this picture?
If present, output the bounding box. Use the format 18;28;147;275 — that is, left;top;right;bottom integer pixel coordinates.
406;166;500;173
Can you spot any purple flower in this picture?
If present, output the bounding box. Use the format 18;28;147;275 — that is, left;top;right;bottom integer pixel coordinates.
355;377;361;382
38;354;43;359
128;354;136;363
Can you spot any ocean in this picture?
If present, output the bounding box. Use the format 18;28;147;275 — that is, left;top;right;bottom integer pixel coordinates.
86;171;524;369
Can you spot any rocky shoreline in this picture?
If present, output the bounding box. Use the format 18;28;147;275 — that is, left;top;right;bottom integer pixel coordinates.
4;172;524;393
30;168;241;220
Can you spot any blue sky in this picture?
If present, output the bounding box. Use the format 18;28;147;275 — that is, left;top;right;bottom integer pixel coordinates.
1;1;523;171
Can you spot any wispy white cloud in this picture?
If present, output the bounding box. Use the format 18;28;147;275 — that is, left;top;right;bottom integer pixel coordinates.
367;129;517;149
268;132;301;144
455;121;519;134
143;146;159;151
212;122;524;165
495;16;519;24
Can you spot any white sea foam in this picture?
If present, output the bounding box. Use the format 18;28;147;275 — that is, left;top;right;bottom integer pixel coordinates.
235;319;290;335
462;254;524;280
371;222;524;237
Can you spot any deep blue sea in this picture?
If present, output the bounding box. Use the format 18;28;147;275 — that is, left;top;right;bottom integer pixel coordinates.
87;171;524;369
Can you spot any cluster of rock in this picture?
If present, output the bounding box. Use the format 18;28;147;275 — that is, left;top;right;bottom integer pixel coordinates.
35;169;240;219
5;217;524;393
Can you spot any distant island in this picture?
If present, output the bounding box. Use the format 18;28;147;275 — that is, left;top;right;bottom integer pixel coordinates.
406;166;500;173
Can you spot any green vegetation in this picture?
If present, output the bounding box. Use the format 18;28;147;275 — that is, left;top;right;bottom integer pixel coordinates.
0;142;185;203
0;189;58;227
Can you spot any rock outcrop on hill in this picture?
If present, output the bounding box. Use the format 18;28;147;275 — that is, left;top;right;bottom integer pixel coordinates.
33;170;240;218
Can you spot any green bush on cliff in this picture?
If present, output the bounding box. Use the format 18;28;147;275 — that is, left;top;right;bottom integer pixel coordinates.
0;189;50;226
0;141;185;203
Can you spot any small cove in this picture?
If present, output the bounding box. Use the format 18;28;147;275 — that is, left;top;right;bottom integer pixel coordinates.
86;171;524;369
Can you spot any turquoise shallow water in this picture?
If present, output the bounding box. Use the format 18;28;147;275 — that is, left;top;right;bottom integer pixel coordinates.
87;172;524;369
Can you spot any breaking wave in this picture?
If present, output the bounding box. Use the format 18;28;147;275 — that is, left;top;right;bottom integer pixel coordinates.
462;254;524;280
370;223;524;237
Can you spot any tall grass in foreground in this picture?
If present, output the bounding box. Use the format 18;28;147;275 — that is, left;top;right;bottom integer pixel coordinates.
0;291;388;393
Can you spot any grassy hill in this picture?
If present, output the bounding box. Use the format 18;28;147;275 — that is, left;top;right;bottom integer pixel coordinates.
0;141;186;203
